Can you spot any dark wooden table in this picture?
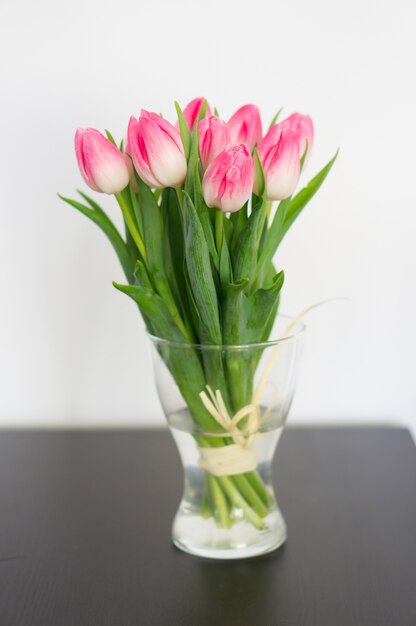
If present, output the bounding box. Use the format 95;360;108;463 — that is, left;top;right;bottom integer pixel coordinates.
0;428;415;626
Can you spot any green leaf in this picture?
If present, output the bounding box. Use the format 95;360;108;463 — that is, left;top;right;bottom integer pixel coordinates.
196;99;208;124
137;179;191;341
230;203;248;254
134;260;152;289
222;271;284;347
182;261;206;341
81;188;142;268
233;207;264;284
191;158;219;267
137;179;167;287
222;271;284;397
268;107;283;129
77;190;107;216
283;149;339;235
222;279;253;410
105;129;117;146
183;259;231;409
300;139;309;172
161;191;194;340
58;194;134;283
174;101;191;159
116;275;225;433
255;197;290;287
255;149;339;282
260;258;278;290
184;129;199;202
253;147;265;198
183;191;221;344
112;283;185;342
222;279;249;345
115;190;146;263
162;189;192;321
245;271;284;343
219;235;233;287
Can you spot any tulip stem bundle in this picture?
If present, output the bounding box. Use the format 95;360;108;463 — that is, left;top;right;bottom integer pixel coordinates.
60;97;337;530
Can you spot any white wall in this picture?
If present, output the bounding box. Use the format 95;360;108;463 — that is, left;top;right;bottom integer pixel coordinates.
1;0;415;430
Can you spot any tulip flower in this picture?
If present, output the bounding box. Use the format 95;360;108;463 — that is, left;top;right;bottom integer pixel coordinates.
75;128;130;194
181;97;212;130
202;144;253;213
282;113;314;165
197;115;230;169
256;124;301;200
227;104;262;152
127;111;187;188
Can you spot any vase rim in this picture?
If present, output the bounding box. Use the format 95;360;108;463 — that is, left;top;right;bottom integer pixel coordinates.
147;313;306;350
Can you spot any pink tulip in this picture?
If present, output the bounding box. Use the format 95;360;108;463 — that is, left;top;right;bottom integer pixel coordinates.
281;113;314;165
127;111;187;188
197;115;230;169
227;104;262;152
181;97;212;130
256;124;301;200
75;129;130;194
202;144;253;213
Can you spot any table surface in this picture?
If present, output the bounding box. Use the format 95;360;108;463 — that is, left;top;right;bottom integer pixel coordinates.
0;427;415;626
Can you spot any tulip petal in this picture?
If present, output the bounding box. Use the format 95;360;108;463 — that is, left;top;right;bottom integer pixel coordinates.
265;142;300;200
75;129;100;191
181;97;212;130
143;126;187;188
202;144;253;213
257;124;301;201
227;104;262;152
126;116;161;188
127;112;187;189
197;116;230;169
281;113;314;166
75;128;130;194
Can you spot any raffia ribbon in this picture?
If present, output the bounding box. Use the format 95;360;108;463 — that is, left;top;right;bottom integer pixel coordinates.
198;443;257;476
197;299;347;476
197;385;259;476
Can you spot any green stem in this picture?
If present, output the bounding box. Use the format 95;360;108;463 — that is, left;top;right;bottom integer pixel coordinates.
218;476;265;529
115;193;147;263
129;186;144;238
208;475;231;528
200;475;214;519
232;474;269;518
245;470;270;507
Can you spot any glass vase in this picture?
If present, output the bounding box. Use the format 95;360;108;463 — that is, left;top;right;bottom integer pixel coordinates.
148;315;305;560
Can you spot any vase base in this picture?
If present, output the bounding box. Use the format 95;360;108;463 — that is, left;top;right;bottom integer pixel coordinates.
172;509;287;560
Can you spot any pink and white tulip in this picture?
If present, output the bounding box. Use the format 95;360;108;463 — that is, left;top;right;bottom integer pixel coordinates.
256;124;301;200
181;97;212;130
197;115;230;169
202;144;253;213
281;113;314;165
127;111;187;188
227;104;262;152
75;128;130;194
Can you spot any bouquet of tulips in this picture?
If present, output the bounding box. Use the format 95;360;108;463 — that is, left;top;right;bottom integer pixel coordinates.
60;97;336;530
